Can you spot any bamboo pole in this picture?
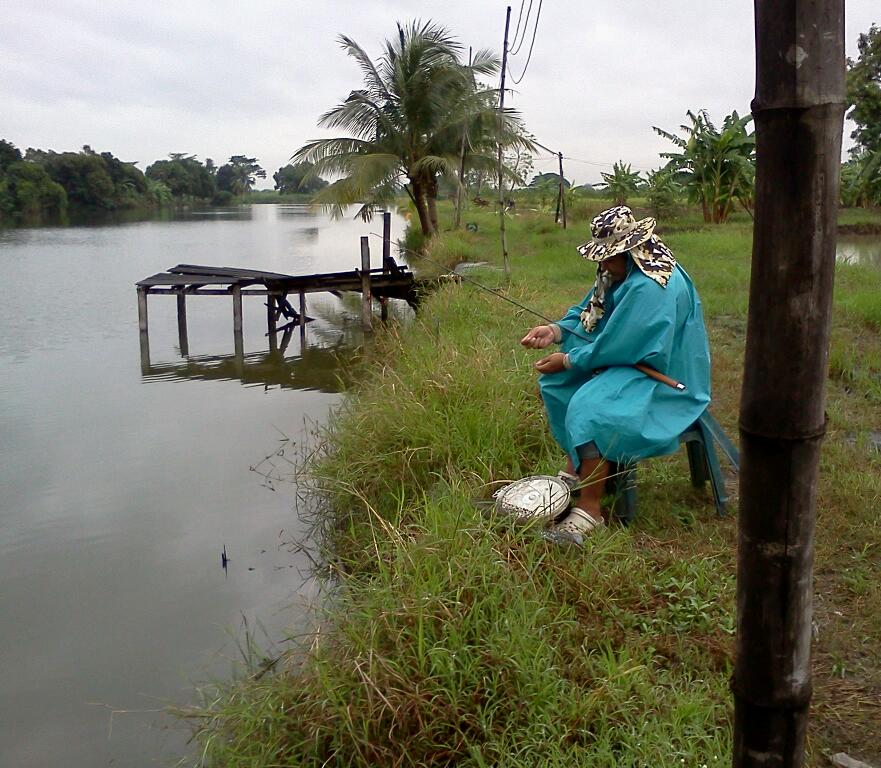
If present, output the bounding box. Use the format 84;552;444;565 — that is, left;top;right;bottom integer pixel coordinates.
454;47;472;231
734;3;845;766
381;211;391;323
360;236;373;332
497;6;512;280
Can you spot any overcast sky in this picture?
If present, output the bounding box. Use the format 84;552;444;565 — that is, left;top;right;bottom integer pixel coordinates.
1;1;877;186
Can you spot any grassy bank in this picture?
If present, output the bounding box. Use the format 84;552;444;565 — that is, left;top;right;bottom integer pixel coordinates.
186;201;881;766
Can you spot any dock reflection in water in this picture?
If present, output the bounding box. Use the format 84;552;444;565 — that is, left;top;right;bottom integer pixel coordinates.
141;344;352;393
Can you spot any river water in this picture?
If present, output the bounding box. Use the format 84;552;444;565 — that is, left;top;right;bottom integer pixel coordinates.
0;204;408;768
837;233;881;268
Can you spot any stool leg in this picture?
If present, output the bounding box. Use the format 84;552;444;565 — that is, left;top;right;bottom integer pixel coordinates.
686;438;710;487
699;424;728;516
609;463;638;525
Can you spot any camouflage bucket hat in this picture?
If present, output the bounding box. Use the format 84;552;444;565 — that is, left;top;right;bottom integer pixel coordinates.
577;205;677;288
577;205;656;262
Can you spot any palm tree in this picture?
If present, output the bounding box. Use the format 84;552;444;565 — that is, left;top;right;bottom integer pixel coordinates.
600;161;643;205
293;21;532;237
654;110;755;223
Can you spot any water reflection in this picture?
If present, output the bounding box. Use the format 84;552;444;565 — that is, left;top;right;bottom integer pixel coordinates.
183;206;254;221
837;235;881;268
277;204;318;218
141;345;352;393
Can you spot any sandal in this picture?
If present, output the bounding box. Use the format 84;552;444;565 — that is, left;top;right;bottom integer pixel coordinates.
542;507;605;547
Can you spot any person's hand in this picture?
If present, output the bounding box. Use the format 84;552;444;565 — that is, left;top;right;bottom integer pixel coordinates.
534;352;568;374
520;324;555;349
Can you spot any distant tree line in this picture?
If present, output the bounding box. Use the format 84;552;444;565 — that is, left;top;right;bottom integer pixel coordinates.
0;140;328;226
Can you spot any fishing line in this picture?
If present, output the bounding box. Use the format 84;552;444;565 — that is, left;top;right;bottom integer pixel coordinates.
367;231;687;392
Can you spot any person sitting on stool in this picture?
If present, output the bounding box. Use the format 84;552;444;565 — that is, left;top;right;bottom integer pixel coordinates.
520;205;712;545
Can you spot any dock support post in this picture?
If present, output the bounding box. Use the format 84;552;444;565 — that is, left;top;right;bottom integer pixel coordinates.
137;287;150;374
360;236;373;332
176;288;189;357
299;290;307;344
381;211;391;323
137;287;149;334
232;284;244;359
267;295;278;353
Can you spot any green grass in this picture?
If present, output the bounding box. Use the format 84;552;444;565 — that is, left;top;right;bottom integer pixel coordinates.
184;200;881;767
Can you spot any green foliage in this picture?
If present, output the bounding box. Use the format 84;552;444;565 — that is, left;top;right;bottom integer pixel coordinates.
645;167;682;220
0;139;23;174
293;20;534;236
145;177;173;206
216;155;266;197
273;161;328;194
599;161;642;205
23;145;153;211
654;110;755;224
840;150;881;208
0;159;67;222
846;23;881;156
145;154;215;200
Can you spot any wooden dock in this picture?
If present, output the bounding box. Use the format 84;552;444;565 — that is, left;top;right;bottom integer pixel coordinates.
135;217;423;366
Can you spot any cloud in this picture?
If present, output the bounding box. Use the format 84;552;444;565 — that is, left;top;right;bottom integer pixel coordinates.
1;0;876;183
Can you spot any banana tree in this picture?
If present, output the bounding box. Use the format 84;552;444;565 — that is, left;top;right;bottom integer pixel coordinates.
654;110;755;223
599;161;642;205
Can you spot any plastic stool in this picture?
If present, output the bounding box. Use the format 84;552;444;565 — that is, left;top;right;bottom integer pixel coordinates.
608;410;740;525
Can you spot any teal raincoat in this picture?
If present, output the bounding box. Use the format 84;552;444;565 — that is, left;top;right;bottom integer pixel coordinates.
539;256;711;467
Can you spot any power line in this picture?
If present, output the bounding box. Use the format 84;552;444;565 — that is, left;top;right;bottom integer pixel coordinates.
509;1;527;54
507;0;543;84
508;0;534;56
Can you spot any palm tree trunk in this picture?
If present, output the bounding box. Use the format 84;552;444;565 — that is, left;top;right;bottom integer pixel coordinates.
409;178;434;237
426;175;440;233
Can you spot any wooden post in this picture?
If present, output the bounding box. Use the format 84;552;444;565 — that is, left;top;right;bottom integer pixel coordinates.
232;284;244;358
497;5;512;280
299;290;307;344
454;46;473;231
267;295;278;353
381;211;391;323
137;287;149;334
176;288;189;357
360;236;373;332
137;287;150;373
734;3;845;766
558;152;567;230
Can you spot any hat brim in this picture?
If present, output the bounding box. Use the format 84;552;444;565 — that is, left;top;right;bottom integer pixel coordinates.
577;216;656;262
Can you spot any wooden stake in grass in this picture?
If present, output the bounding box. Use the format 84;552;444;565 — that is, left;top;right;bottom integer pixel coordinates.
497;5;511;280
734;2;845;766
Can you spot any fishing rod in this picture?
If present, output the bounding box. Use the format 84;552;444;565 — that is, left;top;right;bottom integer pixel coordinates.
368;232;687;392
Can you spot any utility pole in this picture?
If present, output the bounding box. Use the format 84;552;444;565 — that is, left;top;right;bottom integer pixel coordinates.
497;6;512;279
734;2;845;766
